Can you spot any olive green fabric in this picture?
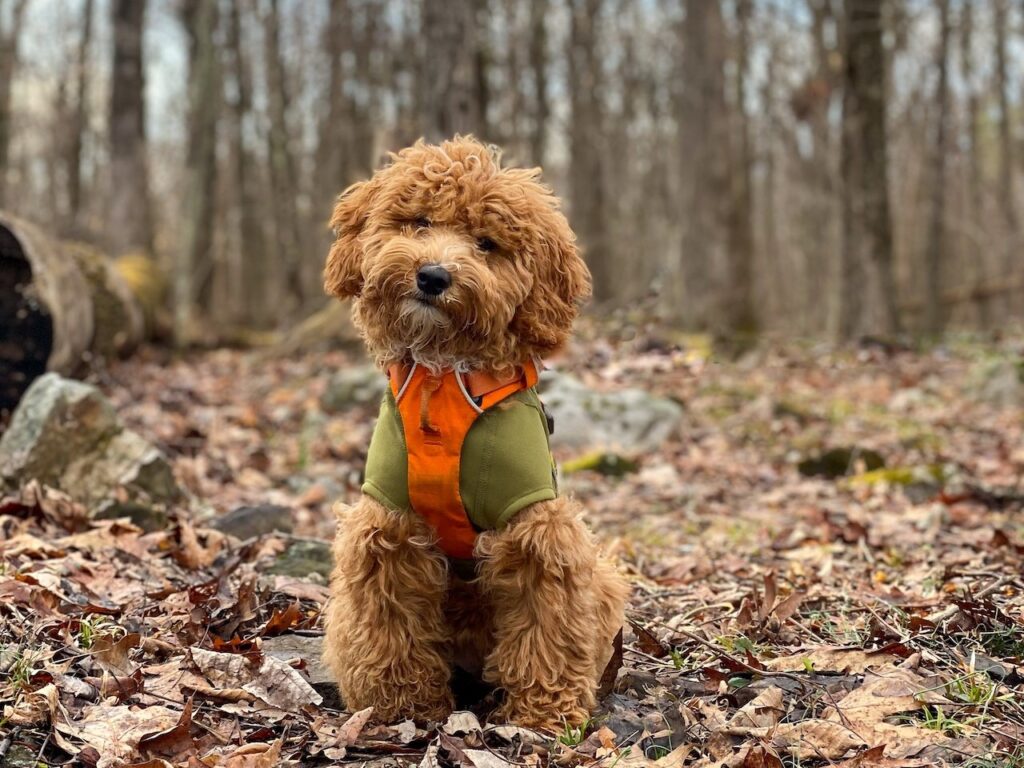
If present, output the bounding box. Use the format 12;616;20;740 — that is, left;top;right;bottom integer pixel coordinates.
362;388;557;533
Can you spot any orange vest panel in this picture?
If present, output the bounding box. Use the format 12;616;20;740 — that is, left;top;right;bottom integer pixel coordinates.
388;361;539;558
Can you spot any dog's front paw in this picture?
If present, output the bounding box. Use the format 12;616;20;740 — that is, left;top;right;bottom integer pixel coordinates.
347;686;454;725
492;693;590;734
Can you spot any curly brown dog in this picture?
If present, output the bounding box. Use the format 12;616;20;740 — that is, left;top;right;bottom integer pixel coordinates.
321;136;628;730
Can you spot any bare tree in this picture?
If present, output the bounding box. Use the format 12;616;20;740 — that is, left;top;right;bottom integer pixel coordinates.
528;0;549;166
66;0;95;229
108;0;154;257
226;0;269;328
726;0;757;336
176;0;221;338
959;0;987;326
993;0;1018;302
568;0;612;301
835;0;898;339
419;0;482;140
672;0;731;328
263;0;306;311
923;0;950;336
0;0;27;207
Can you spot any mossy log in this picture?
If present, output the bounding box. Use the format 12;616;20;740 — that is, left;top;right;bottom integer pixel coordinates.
0;213;154;412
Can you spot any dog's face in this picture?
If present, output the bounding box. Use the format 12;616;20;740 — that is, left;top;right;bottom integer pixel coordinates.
324;137;591;372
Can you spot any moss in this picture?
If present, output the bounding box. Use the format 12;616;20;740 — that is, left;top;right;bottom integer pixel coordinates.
562;451;638;477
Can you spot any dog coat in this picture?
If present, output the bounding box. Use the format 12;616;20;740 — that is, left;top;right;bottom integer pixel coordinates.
362;359;557;559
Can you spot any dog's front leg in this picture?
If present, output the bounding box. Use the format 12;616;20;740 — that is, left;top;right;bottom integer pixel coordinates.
323;497;453;722
477;498;623;730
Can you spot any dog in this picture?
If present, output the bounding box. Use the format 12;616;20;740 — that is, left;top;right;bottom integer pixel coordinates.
321;136;628;730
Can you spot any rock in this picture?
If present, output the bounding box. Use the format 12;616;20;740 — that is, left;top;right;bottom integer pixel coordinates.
797;446;885;479
94;500;168;532
0;373;180;511
538;371;682;453
973;358;1024;409
596;694;645;745
262;634;331;685
320;364;388;412
268;538;333;579
0;374;118;484
211;504;294;539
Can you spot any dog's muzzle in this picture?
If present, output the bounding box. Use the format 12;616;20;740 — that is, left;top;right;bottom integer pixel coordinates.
416;264;452;296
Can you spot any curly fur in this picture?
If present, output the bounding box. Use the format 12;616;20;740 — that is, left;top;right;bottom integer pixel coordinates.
322;136;627;731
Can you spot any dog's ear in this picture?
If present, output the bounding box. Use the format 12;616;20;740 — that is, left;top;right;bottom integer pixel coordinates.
511;196;592;354
324;177;380;298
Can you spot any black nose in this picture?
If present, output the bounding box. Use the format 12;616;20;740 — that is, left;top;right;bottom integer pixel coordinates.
416;264;451;296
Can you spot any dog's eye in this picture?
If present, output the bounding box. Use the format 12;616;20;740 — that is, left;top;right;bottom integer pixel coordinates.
477;237;497;253
414;217;431;229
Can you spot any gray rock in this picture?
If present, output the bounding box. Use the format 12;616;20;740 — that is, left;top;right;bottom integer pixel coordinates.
0;373;180;511
538;371;682;453
0;374;118;485
268;538;333;579
321;364;388;412
262;634;331;684
974;358;1023;409
211;504;294;539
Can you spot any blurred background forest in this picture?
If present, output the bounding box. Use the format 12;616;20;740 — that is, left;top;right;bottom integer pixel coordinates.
0;0;1022;348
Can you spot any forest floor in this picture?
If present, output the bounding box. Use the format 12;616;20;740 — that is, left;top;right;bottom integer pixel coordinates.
2;327;1023;767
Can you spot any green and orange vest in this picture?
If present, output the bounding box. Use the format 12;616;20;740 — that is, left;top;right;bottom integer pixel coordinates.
362;360;557;559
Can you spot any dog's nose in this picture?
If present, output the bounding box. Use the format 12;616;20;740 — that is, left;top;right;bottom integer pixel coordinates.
416;264;451;296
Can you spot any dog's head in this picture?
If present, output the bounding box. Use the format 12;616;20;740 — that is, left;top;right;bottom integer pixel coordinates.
324;136;590;372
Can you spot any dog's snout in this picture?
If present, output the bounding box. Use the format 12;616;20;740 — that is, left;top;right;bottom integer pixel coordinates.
416;264;451;296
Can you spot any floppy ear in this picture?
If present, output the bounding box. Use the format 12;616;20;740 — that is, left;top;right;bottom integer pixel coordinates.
511;209;592;354
324;178;380;298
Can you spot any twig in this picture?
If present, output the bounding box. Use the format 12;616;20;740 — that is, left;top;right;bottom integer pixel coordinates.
925;575;1011;624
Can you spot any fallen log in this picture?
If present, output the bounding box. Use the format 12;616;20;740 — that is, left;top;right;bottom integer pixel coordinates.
0;213;151;413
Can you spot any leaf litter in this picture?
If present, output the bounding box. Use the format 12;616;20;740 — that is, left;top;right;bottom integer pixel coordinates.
1;334;1023;766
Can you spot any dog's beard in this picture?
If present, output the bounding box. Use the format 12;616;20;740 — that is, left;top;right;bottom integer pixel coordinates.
357;241;520;373
394;298;460;372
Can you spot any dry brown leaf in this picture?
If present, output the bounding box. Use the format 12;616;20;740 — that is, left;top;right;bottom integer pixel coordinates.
443;710;482;735
207;738;286;768
91;632;141;675
189;646;321;712
823;666;953;758
832;745;932;767
615;742;693;768
764;647;899;674
57;703;183;768
769;720;867;760
138;697;196;759
727;686;784;732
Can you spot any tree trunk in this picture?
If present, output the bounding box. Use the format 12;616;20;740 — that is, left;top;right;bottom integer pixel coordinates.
671;0;730;328
726;0;757;337
568;0;612;302
835;0;898;340
108;0;154;257
528;0;550;166
67;0;95;230
226;0;270;328
263;0;306;312
993;0;1018;314
959;1;988;327
419;0;482;140
805;0;839;331
176;0;221;340
923;0;949;337
0;0;28;208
